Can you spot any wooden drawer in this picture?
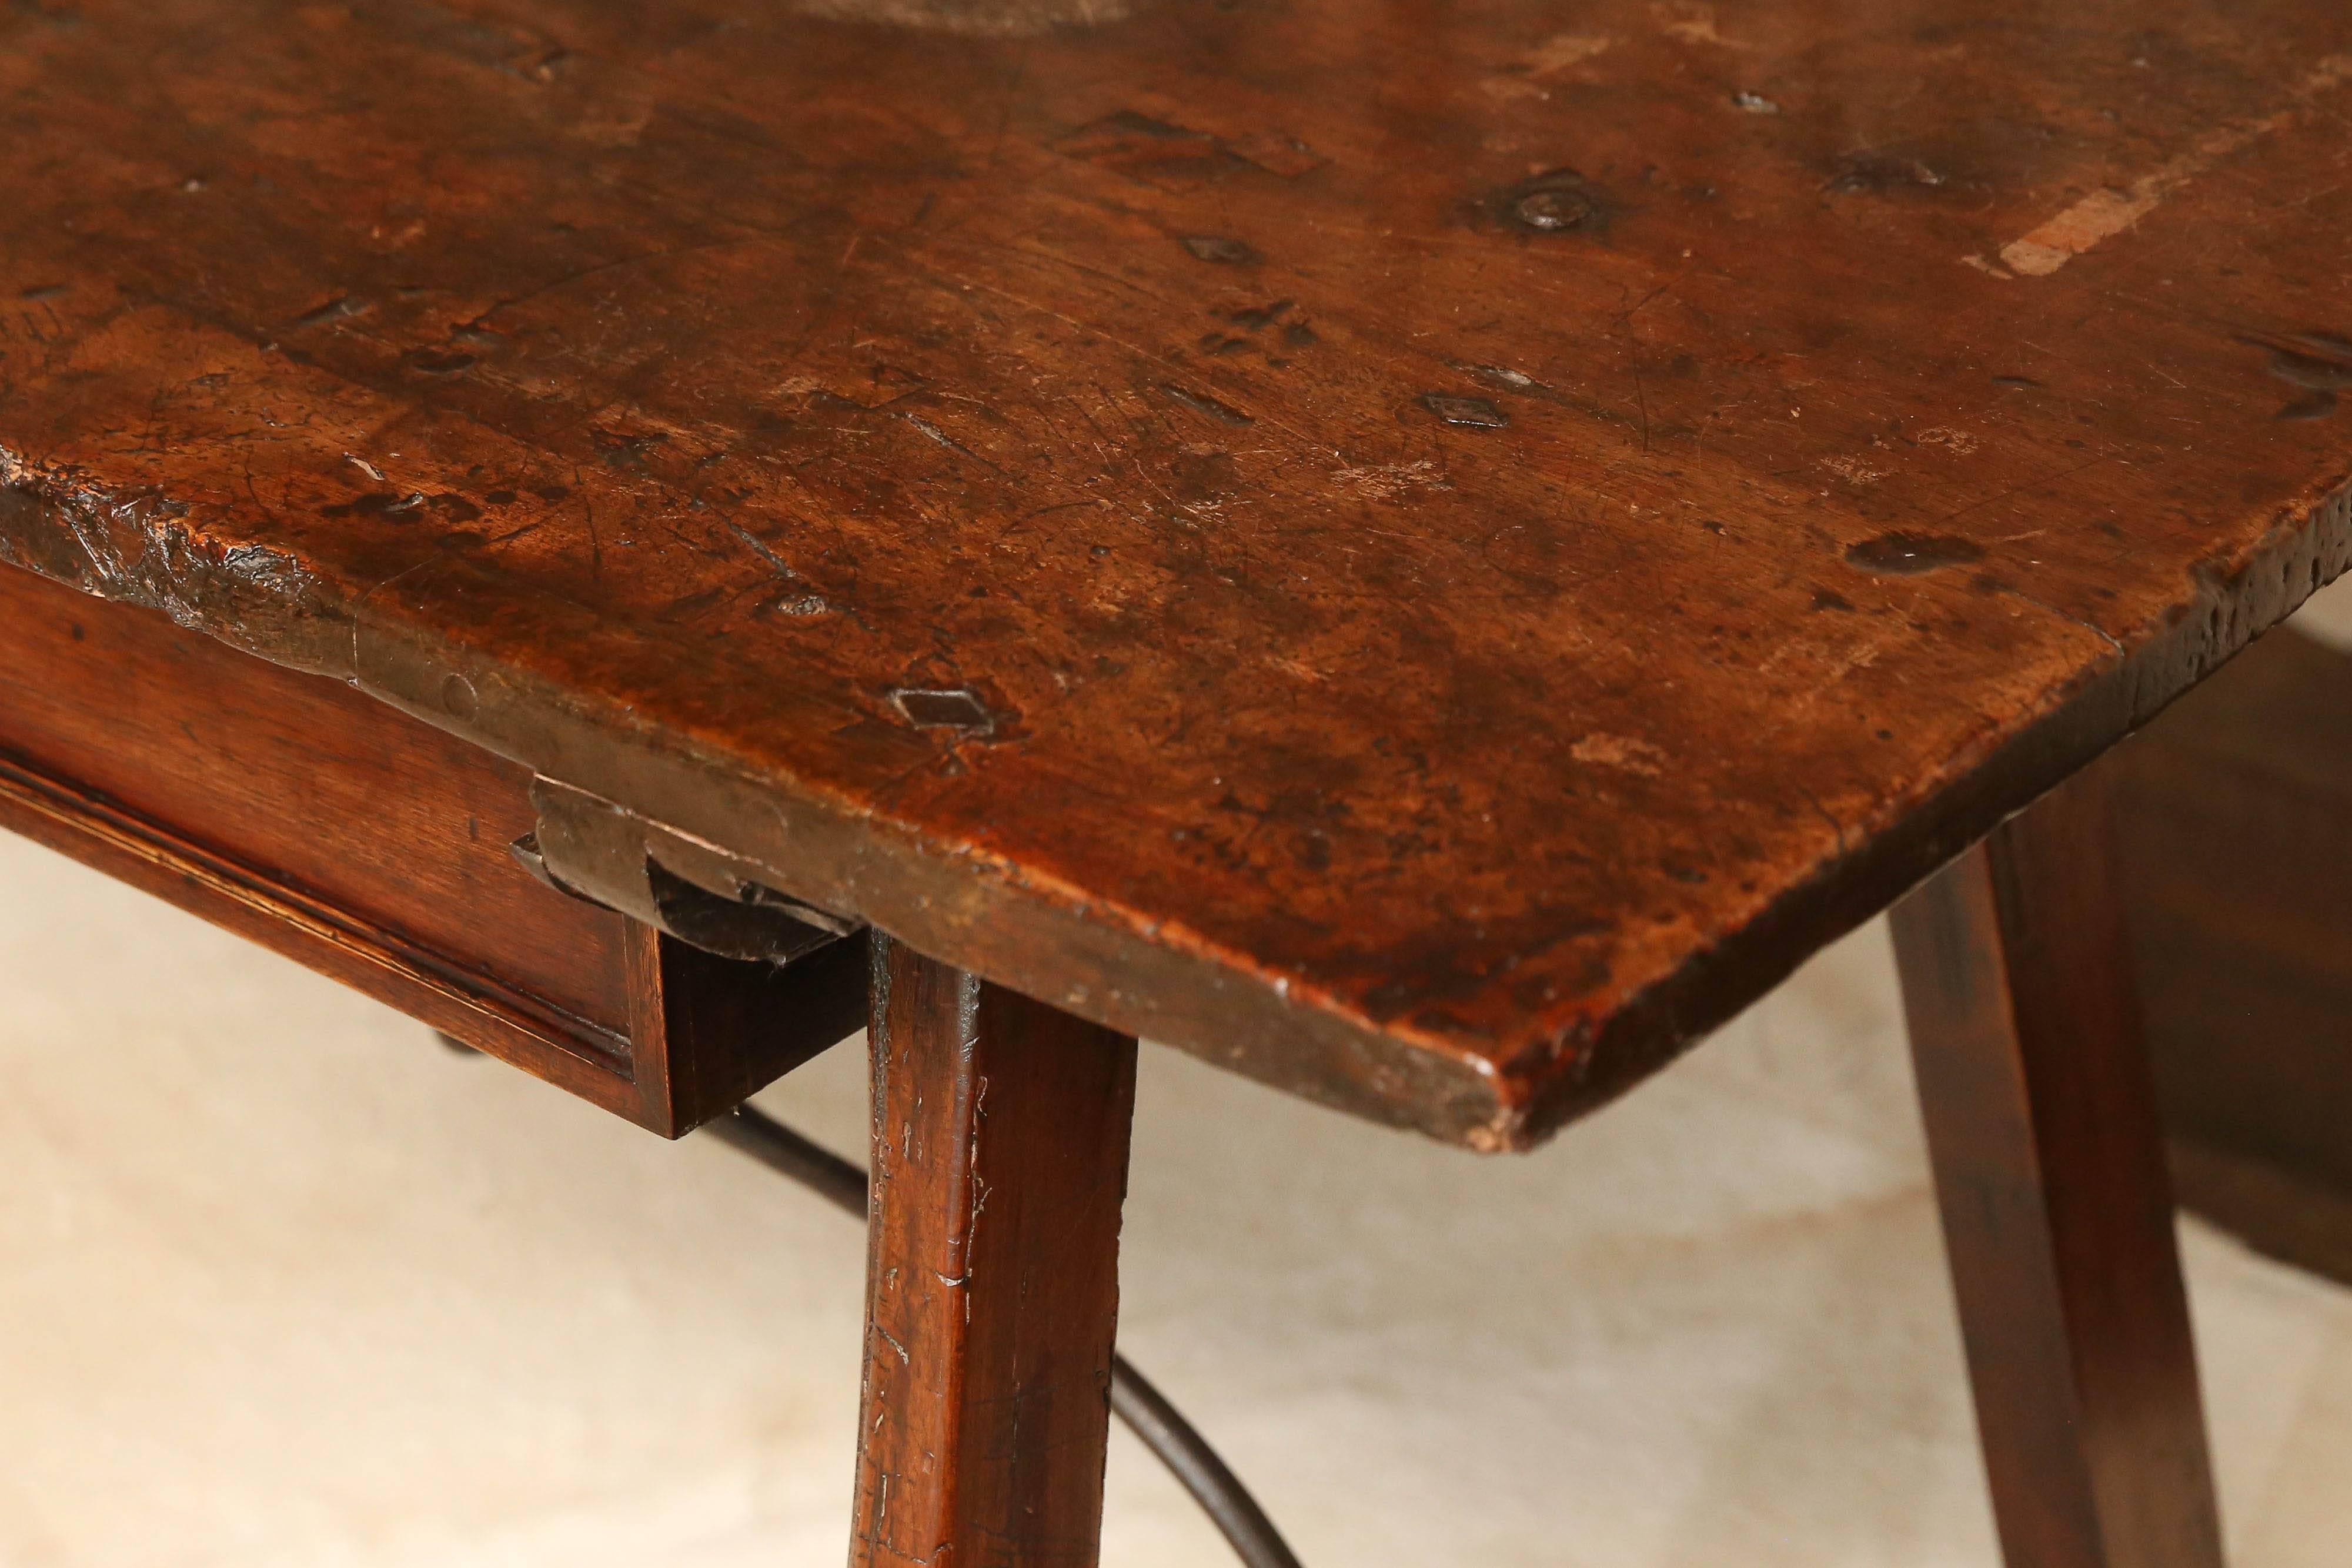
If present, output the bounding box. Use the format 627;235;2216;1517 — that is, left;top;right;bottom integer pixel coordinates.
0;560;854;1134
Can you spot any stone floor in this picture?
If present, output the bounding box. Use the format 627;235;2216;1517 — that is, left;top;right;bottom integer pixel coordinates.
2;827;2347;1566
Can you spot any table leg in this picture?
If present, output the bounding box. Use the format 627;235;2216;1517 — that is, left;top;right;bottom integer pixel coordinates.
849;933;1140;1568
1891;768;2226;1568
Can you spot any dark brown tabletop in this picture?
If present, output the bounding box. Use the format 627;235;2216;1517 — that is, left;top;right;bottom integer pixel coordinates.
3;0;2348;1149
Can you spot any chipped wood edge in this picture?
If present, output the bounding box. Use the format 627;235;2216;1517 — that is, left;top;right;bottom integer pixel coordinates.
5;460;2349;1150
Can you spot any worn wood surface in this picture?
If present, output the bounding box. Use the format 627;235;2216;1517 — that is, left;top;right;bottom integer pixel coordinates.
852;935;1137;1567
5;0;2352;1146
1893;769;2223;1568
0;560;848;1133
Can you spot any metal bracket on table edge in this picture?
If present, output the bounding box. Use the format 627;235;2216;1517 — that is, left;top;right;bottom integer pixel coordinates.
512;774;864;966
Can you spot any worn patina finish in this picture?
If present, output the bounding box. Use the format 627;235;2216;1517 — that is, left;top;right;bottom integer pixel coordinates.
4;0;2350;1146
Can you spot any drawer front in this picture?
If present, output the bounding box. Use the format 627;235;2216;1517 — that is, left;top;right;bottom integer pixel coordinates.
0;560;848;1132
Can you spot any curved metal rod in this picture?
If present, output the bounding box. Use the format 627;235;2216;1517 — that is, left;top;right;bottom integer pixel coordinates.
707;1104;1305;1568
1105;1354;1302;1568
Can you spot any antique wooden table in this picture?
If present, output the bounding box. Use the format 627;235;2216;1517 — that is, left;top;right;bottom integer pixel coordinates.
4;1;2347;1562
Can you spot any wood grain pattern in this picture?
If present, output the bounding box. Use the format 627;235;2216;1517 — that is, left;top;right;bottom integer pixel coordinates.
0;556;630;1031
852;935;1137;1567
1893;768;2223;1568
0;563;852;1133
5;0;2352;1144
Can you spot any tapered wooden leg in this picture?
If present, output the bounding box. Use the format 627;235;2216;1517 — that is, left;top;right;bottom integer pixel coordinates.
849;934;1140;1568
1892;768;2225;1568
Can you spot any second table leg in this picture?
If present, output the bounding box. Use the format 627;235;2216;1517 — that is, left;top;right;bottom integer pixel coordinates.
1892;766;2225;1568
848;933;1140;1568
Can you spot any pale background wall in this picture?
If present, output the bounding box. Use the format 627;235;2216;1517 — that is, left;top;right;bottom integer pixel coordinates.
2287;571;2352;652
4;579;2351;1565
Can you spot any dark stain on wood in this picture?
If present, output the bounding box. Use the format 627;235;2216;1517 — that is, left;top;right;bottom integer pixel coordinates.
2240;327;2352;420
1846;532;1991;576
1484;168;1611;236
1420;393;1511;429
1180;234;1262;265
